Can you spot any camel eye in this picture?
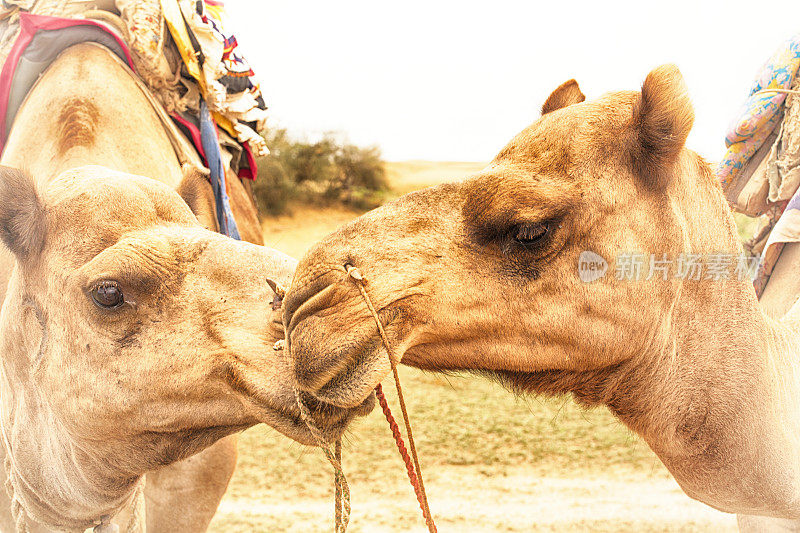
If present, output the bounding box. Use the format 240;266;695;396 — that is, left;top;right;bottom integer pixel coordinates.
513;222;548;246
91;281;124;309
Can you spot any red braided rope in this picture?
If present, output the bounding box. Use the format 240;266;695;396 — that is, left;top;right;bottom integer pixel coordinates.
345;265;437;532
375;383;437;533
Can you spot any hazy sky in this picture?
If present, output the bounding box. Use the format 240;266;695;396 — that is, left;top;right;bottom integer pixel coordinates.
227;1;800;162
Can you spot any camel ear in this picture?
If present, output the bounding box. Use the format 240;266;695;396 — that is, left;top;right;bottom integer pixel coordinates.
176;165;219;233
541;79;585;115
0;167;46;261
630;64;694;188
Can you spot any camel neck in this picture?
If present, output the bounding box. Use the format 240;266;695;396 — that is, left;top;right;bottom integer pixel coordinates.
611;158;800;516
0;381;140;531
651;281;800;515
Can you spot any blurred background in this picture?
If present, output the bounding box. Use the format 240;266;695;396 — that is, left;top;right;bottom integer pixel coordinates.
208;1;799;530
227;0;800;163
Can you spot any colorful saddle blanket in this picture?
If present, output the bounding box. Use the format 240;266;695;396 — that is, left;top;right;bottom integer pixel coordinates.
716;34;800;296
0;11;242;237
717;35;800;190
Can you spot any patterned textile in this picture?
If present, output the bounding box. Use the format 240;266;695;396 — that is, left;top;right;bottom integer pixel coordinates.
162;0;269;157
115;0;187;117
717;35;800;190
714;34;800;296
203;1;255;94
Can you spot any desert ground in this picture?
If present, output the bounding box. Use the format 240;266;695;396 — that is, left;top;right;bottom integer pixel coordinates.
207;161;739;532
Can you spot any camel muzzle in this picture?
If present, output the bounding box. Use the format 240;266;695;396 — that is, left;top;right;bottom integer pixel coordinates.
283;263;391;407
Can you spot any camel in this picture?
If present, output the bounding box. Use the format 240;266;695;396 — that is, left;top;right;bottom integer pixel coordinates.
0;42;371;531
284;64;800;523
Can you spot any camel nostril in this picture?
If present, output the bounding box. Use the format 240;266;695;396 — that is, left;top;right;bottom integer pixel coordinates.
282;270;338;329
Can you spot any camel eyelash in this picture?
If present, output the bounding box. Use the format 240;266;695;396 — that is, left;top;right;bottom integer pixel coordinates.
507;219;560;248
514;222;549;243
465;209;562;252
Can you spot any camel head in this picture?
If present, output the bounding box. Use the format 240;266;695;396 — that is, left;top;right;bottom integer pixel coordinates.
0;165;370;530
285;65;710;407
284;66;800;516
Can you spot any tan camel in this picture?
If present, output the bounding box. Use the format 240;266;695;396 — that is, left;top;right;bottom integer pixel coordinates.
0;43;370;531
284;65;800;521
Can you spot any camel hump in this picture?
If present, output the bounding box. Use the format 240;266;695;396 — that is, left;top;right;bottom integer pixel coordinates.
43;44;110;156
56;96;100;155
3;42;182;185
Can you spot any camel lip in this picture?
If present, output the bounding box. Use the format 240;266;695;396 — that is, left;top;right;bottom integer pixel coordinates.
309;386;379;411
297;388;377;424
257;403;346;446
298;342;392;409
309;377;382;409
288;318;396;409
264;391;376;447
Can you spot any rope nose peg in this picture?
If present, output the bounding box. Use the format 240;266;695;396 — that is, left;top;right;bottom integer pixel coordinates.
290;261;437;533
345;264;363;281
287;269;350;532
265;278;287;298
266;278;287;311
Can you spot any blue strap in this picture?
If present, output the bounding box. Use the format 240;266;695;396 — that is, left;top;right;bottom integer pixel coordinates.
199;100;241;240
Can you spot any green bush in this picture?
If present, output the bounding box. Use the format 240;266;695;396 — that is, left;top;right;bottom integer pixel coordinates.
252;128;389;215
251;157;294;215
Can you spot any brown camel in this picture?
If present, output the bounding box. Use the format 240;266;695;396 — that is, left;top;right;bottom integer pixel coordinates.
284;65;800;522
0;42;370;531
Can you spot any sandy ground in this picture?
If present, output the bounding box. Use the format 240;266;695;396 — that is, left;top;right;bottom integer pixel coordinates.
213;468;736;532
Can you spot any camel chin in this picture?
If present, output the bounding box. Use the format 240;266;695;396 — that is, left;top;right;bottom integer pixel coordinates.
285;64;800;520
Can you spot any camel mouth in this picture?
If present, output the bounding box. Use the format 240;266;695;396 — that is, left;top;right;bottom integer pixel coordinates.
258;400;357;447
283;268;398;410
295;390;377;435
287;312;395;409
308;349;390;409
254;385;375;447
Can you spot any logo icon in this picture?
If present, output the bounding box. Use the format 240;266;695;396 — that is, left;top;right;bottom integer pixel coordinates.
578;251;607;283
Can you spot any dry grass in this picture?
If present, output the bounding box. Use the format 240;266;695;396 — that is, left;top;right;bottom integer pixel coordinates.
208;161;738;532
210;370;734;532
